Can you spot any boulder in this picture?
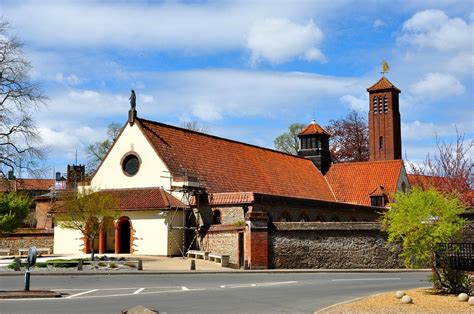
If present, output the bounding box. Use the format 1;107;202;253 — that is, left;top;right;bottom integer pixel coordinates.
458;293;469;302
395;290;405;299
468;296;474;306
401;295;412;304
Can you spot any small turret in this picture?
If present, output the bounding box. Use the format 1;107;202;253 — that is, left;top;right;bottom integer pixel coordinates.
297;120;331;174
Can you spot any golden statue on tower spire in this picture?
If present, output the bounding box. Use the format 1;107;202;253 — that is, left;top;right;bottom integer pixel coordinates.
381;60;389;76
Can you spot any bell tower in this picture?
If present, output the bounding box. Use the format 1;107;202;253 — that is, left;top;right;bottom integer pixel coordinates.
297;120;331;174
367;76;402;161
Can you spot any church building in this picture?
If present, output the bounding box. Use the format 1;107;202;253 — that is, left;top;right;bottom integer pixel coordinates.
53;75;410;269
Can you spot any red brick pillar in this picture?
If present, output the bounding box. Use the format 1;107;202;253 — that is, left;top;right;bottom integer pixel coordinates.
244;212;269;269
114;223;120;254
98;227;106;254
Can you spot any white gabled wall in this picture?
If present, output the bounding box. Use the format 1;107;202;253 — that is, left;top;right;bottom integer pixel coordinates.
91;122;170;190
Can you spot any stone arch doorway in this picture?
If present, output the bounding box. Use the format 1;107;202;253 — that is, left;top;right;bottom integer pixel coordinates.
115;216;132;254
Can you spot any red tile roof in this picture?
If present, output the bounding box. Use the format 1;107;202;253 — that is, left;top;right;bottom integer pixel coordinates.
0;179;54;192
100;187;185;210
137;118;335;202
299;120;330;136
325;160;403;206
367;76;401;92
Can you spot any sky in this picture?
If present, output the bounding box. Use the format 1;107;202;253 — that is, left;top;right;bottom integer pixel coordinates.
1;0;473;177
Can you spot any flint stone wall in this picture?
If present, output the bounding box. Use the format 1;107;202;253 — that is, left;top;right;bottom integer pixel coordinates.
199;225;244;266
0;229;54;255
269;222;403;269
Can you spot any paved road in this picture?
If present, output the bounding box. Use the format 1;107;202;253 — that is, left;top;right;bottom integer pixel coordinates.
0;272;429;313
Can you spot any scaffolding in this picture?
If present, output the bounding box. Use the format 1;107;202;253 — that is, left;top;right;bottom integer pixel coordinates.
162;171;207;258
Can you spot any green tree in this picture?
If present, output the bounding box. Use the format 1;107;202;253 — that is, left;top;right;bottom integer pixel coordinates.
85;122;122;174
273;123;305;155
0;192;31;233
55;188;120;260
382;188;467;292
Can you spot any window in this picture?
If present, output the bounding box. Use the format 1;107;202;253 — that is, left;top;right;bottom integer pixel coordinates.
122;154;140;176
212;210;221;224
379;136;384;150
298;213;309;222
373;97;378;114
278;213;291;222
383;96;388;112
310;137;316;149
371;196;384;207
315;214;325;222
378;97;383;113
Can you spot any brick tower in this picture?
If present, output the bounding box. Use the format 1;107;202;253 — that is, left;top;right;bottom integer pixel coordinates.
367;76;402;161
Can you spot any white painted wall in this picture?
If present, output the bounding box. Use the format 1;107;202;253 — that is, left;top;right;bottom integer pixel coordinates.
54;210;185;256
53;226;84;254
126;210;184;256
91;123;171;190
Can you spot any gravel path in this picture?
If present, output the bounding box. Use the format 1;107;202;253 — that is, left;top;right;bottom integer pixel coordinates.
319;288;472;313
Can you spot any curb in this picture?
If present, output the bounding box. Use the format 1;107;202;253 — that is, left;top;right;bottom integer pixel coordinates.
0;269;431;276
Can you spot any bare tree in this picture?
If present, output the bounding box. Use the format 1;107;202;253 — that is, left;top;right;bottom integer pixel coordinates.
85;122;122;174
0;21;46;177
274;123;306;155
408;130;473;206
325;110;369;163
180;121;209;133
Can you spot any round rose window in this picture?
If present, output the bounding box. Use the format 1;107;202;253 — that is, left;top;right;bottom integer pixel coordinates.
122;154;140;176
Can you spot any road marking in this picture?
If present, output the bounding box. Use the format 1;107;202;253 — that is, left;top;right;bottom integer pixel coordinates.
220;281;297;289
181;286;189;291
66;289;98;299
331;278;401;282
133;288;145;294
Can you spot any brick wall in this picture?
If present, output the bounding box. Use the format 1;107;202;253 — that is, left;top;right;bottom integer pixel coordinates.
0;229;54;255
199;225;244;266
269;222;403;269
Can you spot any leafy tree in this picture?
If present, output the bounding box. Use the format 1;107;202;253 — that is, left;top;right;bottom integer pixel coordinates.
0;20;45;177
381;188;466;292
85;122;122;174
55;188;120;260
274;123;306;155
0;192;31;233
408;130;473;206
180;121;209;133
325;110;368;163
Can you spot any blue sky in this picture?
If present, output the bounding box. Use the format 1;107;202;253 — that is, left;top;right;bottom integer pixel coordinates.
1;0;473;176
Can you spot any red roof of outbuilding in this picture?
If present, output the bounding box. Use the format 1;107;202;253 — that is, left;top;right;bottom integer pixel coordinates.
137;118;335;202
299;120;330;136
367;76;401;92
0;179;54;192
99;187;184;210
325;160;404;206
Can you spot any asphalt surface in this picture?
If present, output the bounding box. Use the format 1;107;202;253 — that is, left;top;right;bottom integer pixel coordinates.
0;272;429;313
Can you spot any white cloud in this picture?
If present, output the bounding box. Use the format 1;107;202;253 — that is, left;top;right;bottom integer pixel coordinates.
373;19;385;29
55;72;81;85
340;94;367;112
410;72;465;98
4;1;317;52
399;9;473;52
191;102;222;122
247;18;325;65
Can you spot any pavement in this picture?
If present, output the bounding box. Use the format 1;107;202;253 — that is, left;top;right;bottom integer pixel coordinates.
0;271;430;313
0;254;429;274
